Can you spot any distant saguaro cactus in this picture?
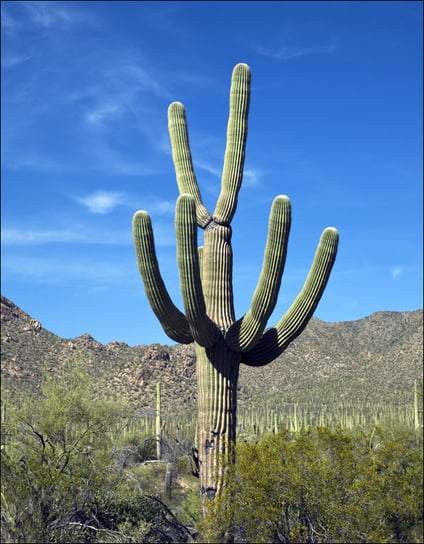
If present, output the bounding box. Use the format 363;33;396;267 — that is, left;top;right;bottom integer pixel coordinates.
132;63;339;512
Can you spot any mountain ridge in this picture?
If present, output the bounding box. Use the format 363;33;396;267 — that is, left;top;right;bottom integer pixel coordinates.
1;295;422;417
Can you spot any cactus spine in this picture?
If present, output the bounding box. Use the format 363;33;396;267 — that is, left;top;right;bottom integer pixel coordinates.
132;63;339;511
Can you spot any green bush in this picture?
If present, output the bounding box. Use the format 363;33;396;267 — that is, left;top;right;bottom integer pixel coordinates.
0;365;191;543
92;493;193;543
200;426;423;543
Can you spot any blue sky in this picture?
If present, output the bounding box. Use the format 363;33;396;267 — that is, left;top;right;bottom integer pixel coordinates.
1;1;422;346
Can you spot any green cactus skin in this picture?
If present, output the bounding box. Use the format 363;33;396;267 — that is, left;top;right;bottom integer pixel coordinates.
132;211;193;344
132;63;339;512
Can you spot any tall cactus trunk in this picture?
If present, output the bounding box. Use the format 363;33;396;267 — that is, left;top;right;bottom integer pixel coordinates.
195;339;240;509
196;218;240;508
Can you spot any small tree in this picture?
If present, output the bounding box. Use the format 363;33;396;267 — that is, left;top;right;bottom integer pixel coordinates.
0;366;138;543
132;63;339;515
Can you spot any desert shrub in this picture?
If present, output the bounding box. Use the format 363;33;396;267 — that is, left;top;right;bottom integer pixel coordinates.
92;494;193;543
200;426;423;543
0;365;191;543
113;433;158;468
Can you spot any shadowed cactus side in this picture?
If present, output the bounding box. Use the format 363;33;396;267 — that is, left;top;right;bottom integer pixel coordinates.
132;63;339;514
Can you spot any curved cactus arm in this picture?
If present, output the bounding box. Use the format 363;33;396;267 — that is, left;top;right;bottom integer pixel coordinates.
168;102;212;228
176;195;220;347
213;63;251;226
225;195;291;352
241;227;339;366
132;211;193;344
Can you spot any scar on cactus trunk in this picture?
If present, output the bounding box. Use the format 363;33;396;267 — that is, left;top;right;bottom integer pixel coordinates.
132;63;339;513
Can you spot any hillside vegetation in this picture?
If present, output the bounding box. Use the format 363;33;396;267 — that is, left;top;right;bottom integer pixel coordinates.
1;295;422;421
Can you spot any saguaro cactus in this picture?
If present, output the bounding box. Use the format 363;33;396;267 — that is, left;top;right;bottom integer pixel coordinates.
132;63;339;510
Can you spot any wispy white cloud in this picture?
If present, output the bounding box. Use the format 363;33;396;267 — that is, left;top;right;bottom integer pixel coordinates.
2;228;82;245
1;0;93;41
77;191;126;214
184;129;267;190
2;255;129;285
82;139;167;177
2;150;61;172
122;62;172;100
81;61;171;130
1;52;33;69
20;1;91;29
1;136;167;177
391;266;404;280
75;189;176;217
194;159;221;179
2;1;173;175
253;41;338;61
0;3;30;36
194;160;266;190
84;101;125;127
243;167;265;187
1;227;132;246
148;200;175;216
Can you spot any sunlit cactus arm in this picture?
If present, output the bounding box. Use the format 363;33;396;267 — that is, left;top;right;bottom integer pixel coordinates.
168;102;212;228
225;195;291;352
213;63;251;226
175;195;220;347
132;211;193;344
241;227;339;366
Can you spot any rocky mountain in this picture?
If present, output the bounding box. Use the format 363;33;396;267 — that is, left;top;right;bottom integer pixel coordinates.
1;295;422;417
